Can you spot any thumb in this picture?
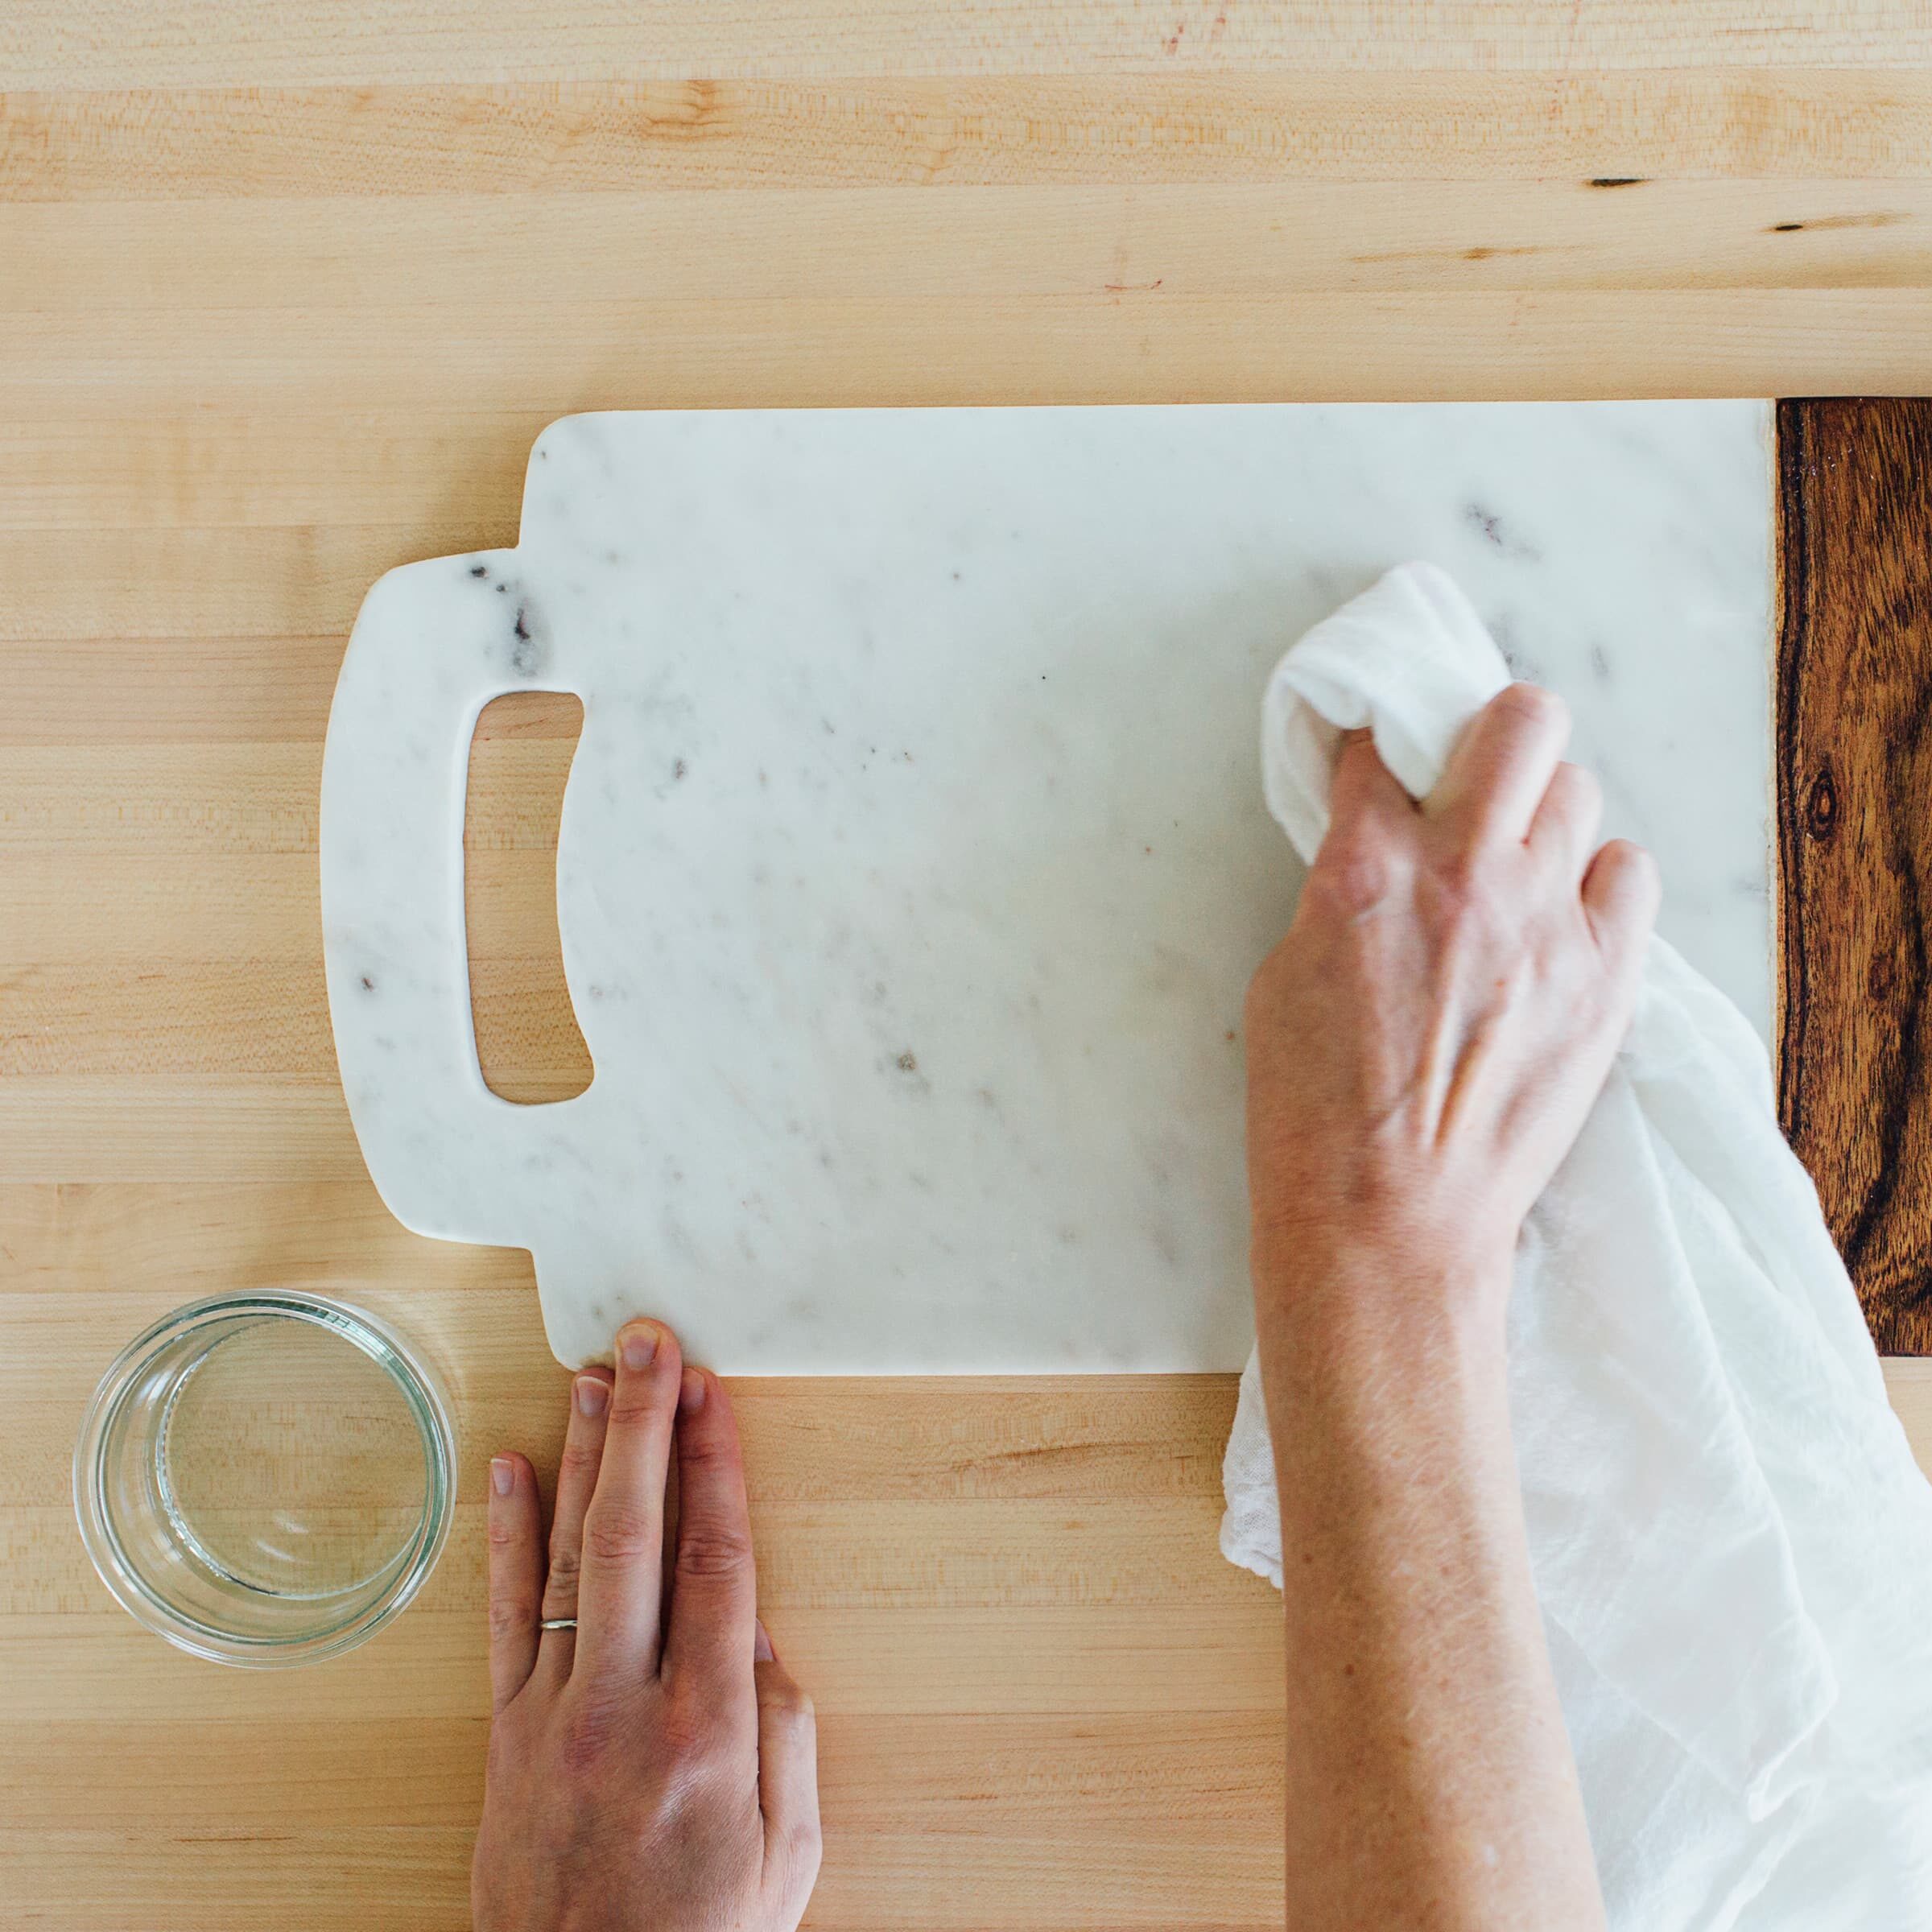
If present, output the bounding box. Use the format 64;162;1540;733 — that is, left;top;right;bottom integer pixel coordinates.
756;1622;823;1922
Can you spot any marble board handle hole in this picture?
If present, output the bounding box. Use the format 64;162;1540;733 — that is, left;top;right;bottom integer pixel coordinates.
463;690;592;1105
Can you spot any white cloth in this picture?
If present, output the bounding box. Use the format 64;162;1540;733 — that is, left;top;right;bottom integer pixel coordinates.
1220;561;1932;1930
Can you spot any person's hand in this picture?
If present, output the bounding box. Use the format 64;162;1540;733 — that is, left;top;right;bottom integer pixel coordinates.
473;1319;820;1932
1249;683;1624;1930
1245;683;1659;1339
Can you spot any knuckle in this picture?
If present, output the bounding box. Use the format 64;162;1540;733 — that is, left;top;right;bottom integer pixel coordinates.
583;1501;657;1566
543;1540;582;1588
764;1682;815;1728
488;1592;535;1643
1494;680;1565;730
676;1521;755;1582
558;1703;617;1777
605;1385;671;1431
486;1515;525;1551
1308;844;1393;918
557;1442;601;1484
1594;838;1656;900
675;1414;726;1455
1433;840;1492;899
674;1429;742;1481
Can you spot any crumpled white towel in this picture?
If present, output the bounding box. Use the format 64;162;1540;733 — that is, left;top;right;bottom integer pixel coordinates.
1221;562;1932;1930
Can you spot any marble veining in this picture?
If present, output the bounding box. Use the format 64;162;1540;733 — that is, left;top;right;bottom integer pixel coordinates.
320;402;1772;1372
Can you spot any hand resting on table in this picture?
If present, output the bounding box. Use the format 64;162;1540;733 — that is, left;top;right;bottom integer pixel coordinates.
474;1319;820;1932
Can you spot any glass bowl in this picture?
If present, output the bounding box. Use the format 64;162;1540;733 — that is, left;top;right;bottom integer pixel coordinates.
74;1290;455;1667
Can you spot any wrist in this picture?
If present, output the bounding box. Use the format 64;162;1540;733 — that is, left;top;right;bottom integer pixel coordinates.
1252;1233;1519;1506
1250;1219;1514;1362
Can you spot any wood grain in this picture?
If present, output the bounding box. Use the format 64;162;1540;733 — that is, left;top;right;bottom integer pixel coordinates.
12;75;1932;197
1777;398;1932;1353
10;76;1932;198
15;292;1932;419
8;2;1931;88
9;14;1932;1930
16;184;1932;308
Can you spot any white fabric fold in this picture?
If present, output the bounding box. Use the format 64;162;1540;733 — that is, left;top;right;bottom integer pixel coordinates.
1222;561;1932;1930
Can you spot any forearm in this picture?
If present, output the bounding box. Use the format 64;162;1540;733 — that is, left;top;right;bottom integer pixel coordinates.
1257;1245;1605;1932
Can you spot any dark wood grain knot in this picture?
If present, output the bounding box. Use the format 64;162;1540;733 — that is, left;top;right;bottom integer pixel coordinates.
1805;766;1838;840
1869;952;1897;1005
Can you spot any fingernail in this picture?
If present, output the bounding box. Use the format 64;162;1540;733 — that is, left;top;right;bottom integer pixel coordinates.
754;1619;774;1663
574;1375;609;1418
679;1366;706;1413
618;1322;660;1372
490;1457;514;1497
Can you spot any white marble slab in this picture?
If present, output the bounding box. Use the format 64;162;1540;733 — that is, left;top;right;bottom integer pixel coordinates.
321;402;1773;1373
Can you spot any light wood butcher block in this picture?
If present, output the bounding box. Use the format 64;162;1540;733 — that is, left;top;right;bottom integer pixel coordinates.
10;9;1932;1930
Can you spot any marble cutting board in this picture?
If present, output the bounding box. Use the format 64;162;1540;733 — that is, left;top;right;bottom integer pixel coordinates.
320;402;1773;1373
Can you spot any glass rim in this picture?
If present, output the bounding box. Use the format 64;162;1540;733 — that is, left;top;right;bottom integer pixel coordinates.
73;1289;456;1669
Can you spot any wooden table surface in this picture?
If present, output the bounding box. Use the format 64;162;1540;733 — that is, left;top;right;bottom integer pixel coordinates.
10;9;1932;1928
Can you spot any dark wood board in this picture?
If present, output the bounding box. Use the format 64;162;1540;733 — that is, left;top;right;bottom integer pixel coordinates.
1777;397;1932;1355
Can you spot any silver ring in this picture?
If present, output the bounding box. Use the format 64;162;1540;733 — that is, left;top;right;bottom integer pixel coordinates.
539;1617;577;1631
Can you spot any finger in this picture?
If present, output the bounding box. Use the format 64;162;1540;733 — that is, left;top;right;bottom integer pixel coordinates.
660;1416;682;1653
756;1625;824;1917
485;1453;543;1714
663;1368;760;1701
1428;683;1571;844
1328;726;1413;830
532;1368;613;1685
1528;762;1604;881
576;1318;683;1679
1582;838;1662;986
